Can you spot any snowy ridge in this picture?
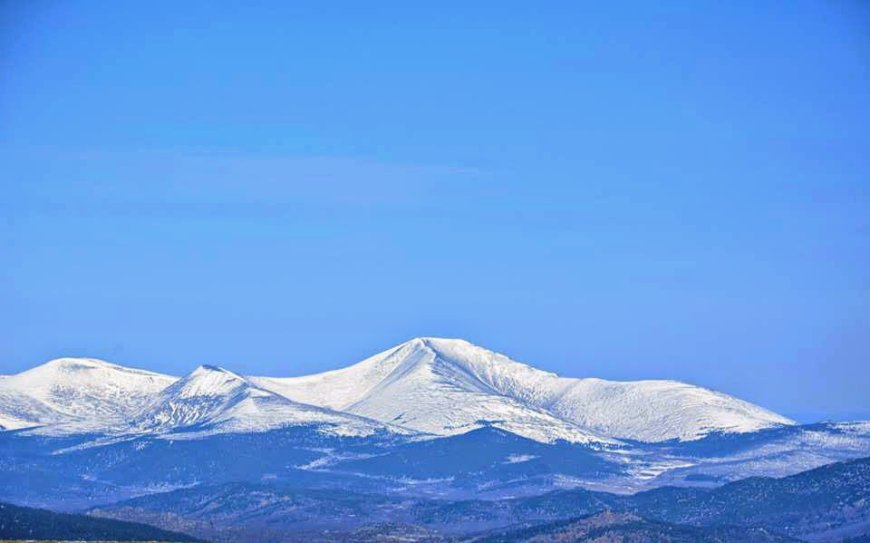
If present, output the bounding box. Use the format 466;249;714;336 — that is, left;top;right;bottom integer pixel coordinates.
131;365;395;437
254;338;794;443
253;339;612;445
1;338;794;443
0;358;175;432
541;377;792;442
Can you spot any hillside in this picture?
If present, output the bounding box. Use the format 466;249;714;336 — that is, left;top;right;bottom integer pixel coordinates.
0;501;202;542
88;456;870;542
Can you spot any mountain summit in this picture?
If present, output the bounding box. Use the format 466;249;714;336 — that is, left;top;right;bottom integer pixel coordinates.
253;337;793;443
254;338;611;444
131;364;394;437
0;357;175;431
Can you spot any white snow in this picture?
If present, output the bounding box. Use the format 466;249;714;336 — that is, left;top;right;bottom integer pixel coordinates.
130;364;401;437
253;338;794;443
0;358;176;432
542;377;793;442
0;338;797;443
504;454;538;464
252;339;614;445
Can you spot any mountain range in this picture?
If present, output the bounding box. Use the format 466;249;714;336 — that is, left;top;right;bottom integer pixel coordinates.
3;337;869;542
0;337;793;443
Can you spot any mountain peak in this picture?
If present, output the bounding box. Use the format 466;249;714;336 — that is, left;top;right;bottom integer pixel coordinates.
10;356;174;386
172;365;251;400
40;357;119;372
20;357;176;382
405;337;475;352
399;337;524;373
408;336;470;344
190;364;237;377
253;338;793;443
253;337;611;445
134;364;394;437
0;357;176;432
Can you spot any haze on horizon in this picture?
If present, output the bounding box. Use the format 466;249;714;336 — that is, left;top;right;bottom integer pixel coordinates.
1;1;868;421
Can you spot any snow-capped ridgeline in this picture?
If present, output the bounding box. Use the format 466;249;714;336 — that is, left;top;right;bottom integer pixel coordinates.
131;364;394;437
253;338;793;442
252;339;613;445
0;358;175;431
541;377;793;442
1;338;794;442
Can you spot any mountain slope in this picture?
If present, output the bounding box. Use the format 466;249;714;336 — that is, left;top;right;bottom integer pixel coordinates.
630;455;870;540
253;339;611;445
0;500;202;542
336;426;620;483
254;338;792;443
0;339;797;444
0;358;176;432
133;364;397;437
95;456;870;542
468;511;799;543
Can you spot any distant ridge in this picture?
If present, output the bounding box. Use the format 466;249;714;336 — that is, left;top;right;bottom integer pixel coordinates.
89;456;870;542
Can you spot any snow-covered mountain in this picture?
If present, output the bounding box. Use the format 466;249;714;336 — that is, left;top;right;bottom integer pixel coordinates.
0;358;175;432
253;338;793;442
131;365;396;437
1;338;793;443
251;339;611;445
3;341;868;506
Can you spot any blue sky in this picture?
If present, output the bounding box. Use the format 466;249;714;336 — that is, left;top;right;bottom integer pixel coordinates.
2;1;868;420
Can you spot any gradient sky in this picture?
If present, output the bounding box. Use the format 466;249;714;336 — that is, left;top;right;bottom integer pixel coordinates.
2;1;869;420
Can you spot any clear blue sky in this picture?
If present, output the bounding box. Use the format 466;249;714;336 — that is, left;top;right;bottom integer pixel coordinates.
2;1;868;420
